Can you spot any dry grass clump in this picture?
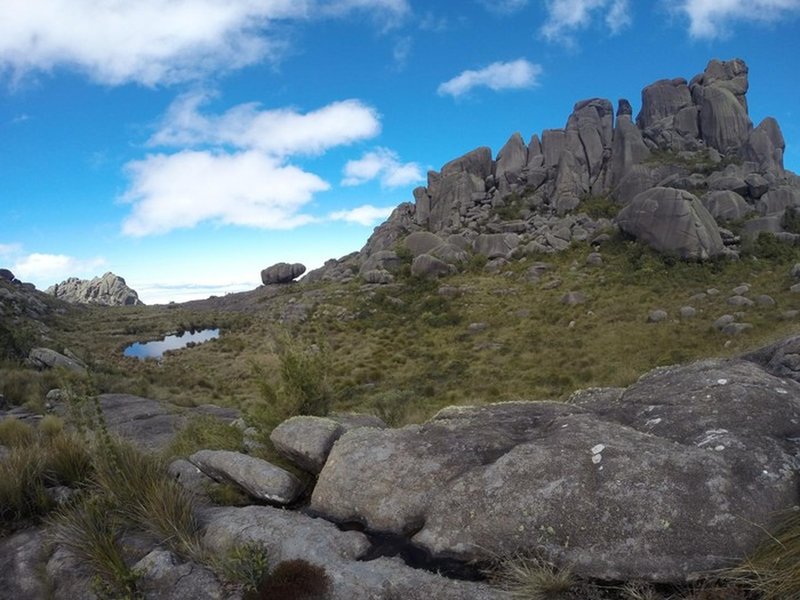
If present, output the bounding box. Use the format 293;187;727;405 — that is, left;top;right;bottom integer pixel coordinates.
489;553;575;599
0;416;36;447
164;414;244;459
726;508;800;599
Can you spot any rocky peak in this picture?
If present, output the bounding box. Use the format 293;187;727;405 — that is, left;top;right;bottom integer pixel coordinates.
306;58;799;283
46;272;143;306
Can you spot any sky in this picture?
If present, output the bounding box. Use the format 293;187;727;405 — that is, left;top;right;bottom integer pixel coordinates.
1;0;799;304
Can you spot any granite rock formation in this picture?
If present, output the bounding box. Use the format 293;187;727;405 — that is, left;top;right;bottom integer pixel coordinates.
47;272;143;306
306;58;800;283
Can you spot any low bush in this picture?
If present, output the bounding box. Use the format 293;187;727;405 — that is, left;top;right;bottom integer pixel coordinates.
0;417;36;447
220;541;271;592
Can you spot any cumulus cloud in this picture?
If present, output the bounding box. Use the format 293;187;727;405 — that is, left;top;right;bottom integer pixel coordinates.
329;204;395;226
121;150;328;236
12;253;106;282
121;96;385;236
150;94;381;157
0;242;21;257
0;0;410;86
437;59;542;98
540;0;631;44
342;148;423;187
676;0;800;38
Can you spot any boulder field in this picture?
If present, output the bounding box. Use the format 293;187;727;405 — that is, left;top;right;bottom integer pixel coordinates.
304;58;800;284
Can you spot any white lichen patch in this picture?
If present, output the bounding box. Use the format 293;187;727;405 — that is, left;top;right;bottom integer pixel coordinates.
592;454;602;464
591;444;605;455
716;378;728;385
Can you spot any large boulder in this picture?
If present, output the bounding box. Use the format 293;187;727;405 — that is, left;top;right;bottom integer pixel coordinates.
310;356;800;583
27;348;86;374
637;78;693;132
494;132;528;189
410;254;453;279
609;114;650;188
46;272;143;306
403;231;446;257
0;268;15;282
472;233;520;259
700;190;753;221
744;117;785;173
616;187;724;259
692;59;752;155
260;262;306;285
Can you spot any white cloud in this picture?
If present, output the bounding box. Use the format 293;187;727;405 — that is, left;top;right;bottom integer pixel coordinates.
540;0;631;44
329;204;395;226
121;150;329;237
342;148;423;187
150;94;381;157
437;59;542;98
676;0;800;38
0;243;22;257
479;0;529;14
12;253;106;283
0;0;410;86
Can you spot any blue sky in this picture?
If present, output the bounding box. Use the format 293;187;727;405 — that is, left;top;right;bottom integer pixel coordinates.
1;0;799;303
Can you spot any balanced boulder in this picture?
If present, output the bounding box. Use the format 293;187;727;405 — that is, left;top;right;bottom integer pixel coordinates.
261;262;306;285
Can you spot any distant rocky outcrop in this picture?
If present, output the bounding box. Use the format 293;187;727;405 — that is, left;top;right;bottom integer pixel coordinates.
306;58;800;283
47;272;143;306
261;262;306;285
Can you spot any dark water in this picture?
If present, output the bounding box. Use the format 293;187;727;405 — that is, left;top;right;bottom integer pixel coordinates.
123;328;219;360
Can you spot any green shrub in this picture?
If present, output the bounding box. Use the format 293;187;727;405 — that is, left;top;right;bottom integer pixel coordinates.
252;337;333;430
220;541;271;592
744;232;799;262
579;195;620;219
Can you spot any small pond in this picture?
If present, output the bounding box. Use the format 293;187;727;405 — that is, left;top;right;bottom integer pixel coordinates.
123;328;220;360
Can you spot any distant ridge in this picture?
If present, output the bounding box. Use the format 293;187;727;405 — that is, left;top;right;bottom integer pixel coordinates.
47;272;144;306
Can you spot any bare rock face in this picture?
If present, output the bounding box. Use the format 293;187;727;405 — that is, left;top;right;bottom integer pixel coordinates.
46;272;143;306
692;58;753;154
617;187;724;259
310;356;800;583
260;262;306;285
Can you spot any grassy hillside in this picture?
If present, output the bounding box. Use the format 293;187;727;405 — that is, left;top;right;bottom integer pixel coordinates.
7;235;798;430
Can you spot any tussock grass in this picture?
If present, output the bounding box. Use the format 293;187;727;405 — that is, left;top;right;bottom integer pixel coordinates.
489;553;575;599
165;414;244;458
93;440;204;560
727;508;800;599
0;417;36;447
48;497;138;598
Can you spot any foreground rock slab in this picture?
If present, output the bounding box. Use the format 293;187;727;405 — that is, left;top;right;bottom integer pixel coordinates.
190;450;304;505
202;506;501;600
310;359;800;583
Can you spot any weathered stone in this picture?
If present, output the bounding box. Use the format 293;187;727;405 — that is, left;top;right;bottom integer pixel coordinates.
411;254;453;279
134;550;225;600
472;233;519;259
47;272;143;306
261;262;306;285
359;250;403;275
617;187;724;259
610;114;650;188
542;129;566;168
440;146;493;180
679;306;697;319
168;459;215;498
495;132;528;187
27;348;86;374
312;357;800;582
647;309;668;323
728;295;753;307
637;77;693;132
362;269;394;284
701;190;753;221
713;314;735;330
743;117;785;172
755;294;775;306
756;187;800;215
190;450;304;505
561;291;587;305
0;529;48;600
403;232;445;257
722;322;753;335
203;506;500;600
0;268;14;282
694;59;753;154
270;416;346;474
586;252;603;266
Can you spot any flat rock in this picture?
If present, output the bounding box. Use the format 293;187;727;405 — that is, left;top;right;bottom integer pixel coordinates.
202;506;500;600
311;356;800;583
27;347;86;374
190;450;304;505
134;550;225;600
